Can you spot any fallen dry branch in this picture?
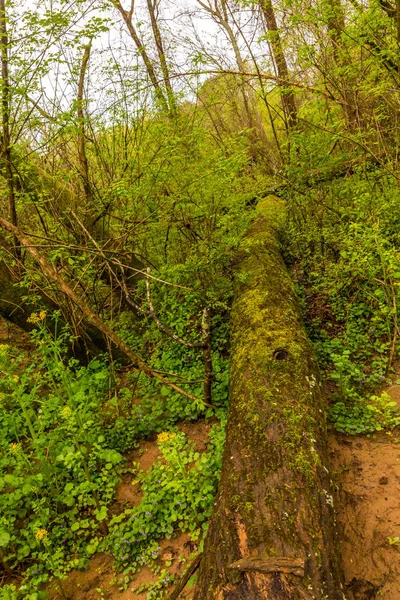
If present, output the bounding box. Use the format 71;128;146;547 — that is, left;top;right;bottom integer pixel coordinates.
165;553;203;600
0;217;211;407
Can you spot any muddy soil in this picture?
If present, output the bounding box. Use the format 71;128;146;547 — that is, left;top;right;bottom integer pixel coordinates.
47;535;195;600
330;380;400;600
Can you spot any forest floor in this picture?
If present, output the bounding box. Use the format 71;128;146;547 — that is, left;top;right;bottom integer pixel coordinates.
329;379;400;600
46;419;400;600
46;422;211;600
2;317;400;600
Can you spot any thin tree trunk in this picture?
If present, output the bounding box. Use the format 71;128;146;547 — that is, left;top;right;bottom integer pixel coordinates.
146;0;176;114
323;0;358;129
259;0;297;130
194;197;343;599
0;0;19;258
77;41;93;206
111;0;169;112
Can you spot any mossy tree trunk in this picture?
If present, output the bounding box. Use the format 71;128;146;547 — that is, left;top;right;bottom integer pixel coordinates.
194;197;344;599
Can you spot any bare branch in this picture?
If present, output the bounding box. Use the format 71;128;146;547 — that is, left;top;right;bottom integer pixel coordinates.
379;0;396;18
0;217;211;407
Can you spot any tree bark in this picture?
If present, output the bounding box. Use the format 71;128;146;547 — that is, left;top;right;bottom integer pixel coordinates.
194;197;344;599
77;41;93;206
0;0;19;257
259;0;297;130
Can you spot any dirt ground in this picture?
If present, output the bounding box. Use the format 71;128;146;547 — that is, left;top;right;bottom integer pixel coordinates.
331;433;400;600
329;381;400;600
47;534;195;600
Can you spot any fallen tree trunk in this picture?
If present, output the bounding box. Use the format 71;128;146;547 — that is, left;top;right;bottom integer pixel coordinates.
194;197;344;599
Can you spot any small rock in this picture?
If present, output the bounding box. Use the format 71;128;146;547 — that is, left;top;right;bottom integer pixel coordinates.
379;476;388;485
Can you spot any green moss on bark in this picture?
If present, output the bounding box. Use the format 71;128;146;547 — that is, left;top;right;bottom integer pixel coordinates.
194;197;344;600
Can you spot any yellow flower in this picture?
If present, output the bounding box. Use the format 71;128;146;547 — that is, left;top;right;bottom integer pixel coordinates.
61;406;72;419
12;375;19;383
27;313;39;324
35;529;48;541
157;432;177;444
27;311;47;324
10;442;21;453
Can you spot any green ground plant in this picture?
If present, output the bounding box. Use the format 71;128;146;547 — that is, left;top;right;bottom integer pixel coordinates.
286;162;400;435
0;313;226;599
105;425;225;577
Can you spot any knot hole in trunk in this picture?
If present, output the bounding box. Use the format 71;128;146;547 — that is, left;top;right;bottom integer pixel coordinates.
273;348;289;361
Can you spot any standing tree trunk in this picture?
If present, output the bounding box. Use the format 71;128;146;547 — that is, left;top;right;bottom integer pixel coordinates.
77;41;93;207
322;0;358;130
196;0;270;162
0;0;19;258
259;0;297;130
111;0;170;113
146;0;176;115
194;197;344;599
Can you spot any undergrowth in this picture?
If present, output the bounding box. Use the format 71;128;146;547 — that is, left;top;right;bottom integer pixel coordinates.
0;313;227;599
286;164;400;435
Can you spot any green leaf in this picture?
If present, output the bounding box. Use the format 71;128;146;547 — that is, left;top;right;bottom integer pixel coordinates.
17;545;31;559
0;530;10;547
95;506;107;521
4;474;19;486
187;574;198;587
71;522;80;532
86;544;97;555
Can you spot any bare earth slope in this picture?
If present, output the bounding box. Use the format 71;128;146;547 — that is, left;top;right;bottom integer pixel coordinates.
330;382;400;600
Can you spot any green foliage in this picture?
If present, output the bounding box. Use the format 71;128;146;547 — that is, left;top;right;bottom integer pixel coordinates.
0;325;123;596
106;424;226;573
0;315;226;598
286;164;400;434
330;393;400;435
3;0;400;594
115;279;231;422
